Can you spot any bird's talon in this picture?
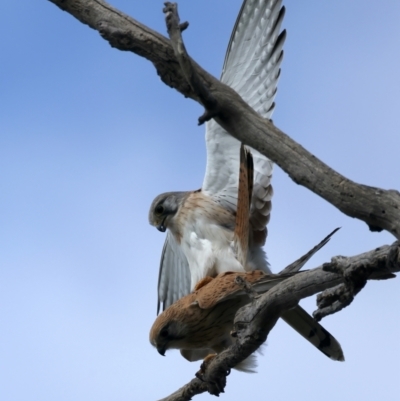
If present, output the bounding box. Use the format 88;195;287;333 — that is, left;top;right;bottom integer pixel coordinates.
195;370;205;381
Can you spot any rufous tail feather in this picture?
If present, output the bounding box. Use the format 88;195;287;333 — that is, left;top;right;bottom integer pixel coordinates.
234;144;254;268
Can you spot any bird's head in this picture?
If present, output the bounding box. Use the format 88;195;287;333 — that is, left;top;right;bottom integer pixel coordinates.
149;310;190;356
148;191;187;233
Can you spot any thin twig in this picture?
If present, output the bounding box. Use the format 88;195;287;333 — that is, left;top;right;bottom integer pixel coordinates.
163;2;219;124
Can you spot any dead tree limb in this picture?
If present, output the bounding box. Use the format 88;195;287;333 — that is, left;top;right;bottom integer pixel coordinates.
157;241;399;399
47;0;400;239
315;241;398;320
163;2;219;124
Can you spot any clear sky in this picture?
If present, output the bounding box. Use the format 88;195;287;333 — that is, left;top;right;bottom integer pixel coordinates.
1;1;400;400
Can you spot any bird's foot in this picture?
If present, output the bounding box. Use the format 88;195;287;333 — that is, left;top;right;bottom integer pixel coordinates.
195;353;217;380
196;354;230;396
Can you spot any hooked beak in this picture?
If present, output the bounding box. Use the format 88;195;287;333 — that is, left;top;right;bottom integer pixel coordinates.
157;345;166;356
157;224;166;233
157;217;167;232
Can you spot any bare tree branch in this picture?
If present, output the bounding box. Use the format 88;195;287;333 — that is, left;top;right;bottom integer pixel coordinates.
315;242;398;320
47;0;400;239
156;241;399;399
163;2;219;124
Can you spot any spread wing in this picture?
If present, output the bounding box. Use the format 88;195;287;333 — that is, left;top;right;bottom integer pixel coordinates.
202;0;286;237
157;0;286;312
157;232;191;313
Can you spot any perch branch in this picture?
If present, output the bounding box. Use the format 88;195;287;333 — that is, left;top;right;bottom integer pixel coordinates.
47;0;400;239
157;241;399;399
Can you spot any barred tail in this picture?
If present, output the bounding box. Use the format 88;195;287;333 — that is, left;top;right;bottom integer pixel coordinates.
281;305;345;361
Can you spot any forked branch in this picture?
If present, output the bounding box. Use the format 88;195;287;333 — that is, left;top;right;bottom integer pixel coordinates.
47;0;400;239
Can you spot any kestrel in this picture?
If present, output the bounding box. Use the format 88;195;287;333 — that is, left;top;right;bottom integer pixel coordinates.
149;270;345;369
149;0;284;311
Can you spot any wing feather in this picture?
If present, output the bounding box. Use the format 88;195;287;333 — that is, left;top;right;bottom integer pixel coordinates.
157;232;191;313
202;0;285;236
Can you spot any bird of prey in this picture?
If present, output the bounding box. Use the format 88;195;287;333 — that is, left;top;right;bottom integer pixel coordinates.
149;0;285;312
149;270;345;370
149;0;343;362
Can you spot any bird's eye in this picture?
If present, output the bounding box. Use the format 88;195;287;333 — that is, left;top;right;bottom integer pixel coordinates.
155;205;164;215
160;328;169;338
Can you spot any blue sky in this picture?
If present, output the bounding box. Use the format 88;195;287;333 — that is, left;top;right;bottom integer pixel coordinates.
1;1;399;400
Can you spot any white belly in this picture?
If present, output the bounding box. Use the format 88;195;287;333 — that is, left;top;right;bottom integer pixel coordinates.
176;192;271;290
180;220;244;290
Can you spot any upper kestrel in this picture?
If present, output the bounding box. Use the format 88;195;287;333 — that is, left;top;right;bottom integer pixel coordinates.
149;0;285;311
